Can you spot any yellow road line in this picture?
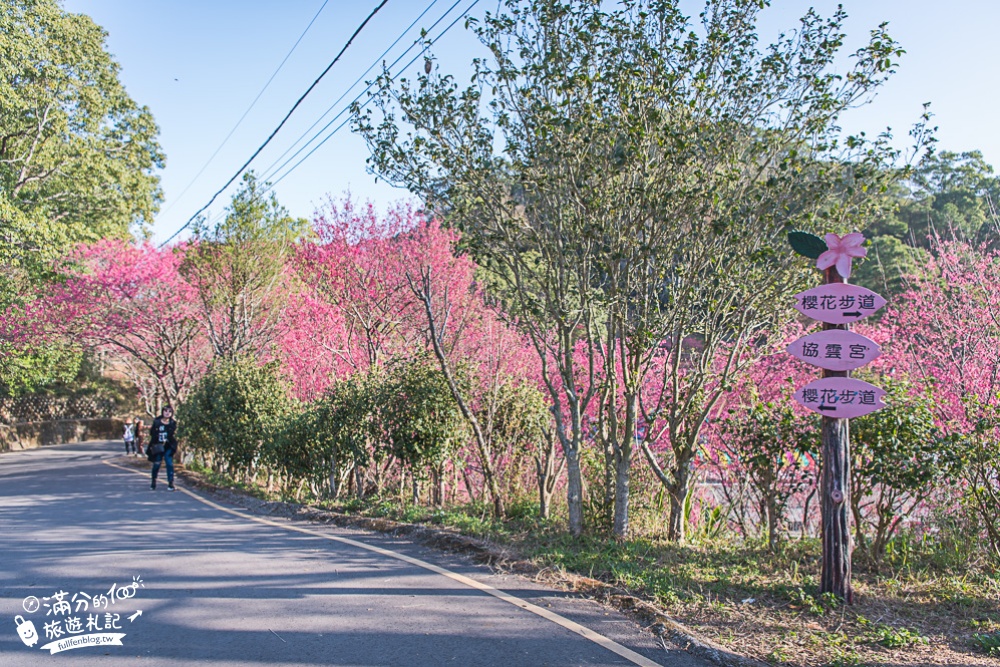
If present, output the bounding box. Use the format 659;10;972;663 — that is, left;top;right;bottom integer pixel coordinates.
104;460;662;667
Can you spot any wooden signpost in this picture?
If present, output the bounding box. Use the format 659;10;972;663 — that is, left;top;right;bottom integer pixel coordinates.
787;231;888;603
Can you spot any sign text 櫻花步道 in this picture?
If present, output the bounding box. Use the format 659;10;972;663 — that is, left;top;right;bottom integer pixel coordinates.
792;283;886;325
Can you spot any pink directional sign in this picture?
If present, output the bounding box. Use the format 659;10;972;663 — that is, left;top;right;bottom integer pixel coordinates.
793;378;886;418
786;330;881;371
792;283;886;325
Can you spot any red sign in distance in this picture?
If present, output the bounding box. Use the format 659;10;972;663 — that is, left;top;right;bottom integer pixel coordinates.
793;377;886;418
792;283;886;325
786;330;881;372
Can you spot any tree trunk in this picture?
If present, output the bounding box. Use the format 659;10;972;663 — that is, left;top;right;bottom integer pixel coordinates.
329;459;339;498
462;467;479;504
612;449;631;539
535;431;563;520
450;464;458;504
667;492;686;543
666;452;694;542
538;473;551;519
355;465;365;499
482;463;506;519
566;448;584;536
434;465;445;507
801;486;817;539
612;395;638;539
767;497;780;551
602;432;616;530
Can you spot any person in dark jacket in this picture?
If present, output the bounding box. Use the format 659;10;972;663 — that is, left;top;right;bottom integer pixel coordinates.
149;405;178;491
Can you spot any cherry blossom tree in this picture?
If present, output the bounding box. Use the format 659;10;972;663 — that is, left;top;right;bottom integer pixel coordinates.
882;238;1000;559
283;199;427;399
402;219;555;518
12;240;209;412
285;198;558;516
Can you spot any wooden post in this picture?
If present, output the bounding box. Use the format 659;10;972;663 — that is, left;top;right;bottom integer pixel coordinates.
820;267;853;603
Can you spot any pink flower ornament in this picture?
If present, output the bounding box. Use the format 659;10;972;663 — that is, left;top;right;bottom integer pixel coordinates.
816;232;867;279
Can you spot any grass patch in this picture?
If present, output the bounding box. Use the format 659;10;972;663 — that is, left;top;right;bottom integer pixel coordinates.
857;616;929;648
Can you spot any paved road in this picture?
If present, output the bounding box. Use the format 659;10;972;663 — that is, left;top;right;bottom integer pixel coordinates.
0;441;711;666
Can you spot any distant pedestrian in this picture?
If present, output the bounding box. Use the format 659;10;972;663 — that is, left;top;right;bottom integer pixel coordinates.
148;406;178;491
122;418;135;455
134;418;145;456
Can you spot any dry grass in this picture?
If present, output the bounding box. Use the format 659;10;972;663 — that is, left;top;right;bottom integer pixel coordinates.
511;534;1000;666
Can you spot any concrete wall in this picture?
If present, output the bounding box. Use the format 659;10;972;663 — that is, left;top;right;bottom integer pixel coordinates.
0;418;121;452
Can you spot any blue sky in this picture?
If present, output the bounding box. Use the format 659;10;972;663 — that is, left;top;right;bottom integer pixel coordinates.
62;0;1000;244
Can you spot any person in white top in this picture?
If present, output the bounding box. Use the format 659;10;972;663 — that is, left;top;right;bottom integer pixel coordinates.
122;418;136;455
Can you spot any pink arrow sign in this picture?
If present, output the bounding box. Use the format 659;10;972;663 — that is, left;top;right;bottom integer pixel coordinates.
793;378;886;418
787;330;881;371
792;283;886;324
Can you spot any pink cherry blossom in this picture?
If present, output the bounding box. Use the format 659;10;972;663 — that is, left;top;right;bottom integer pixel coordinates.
816;232;867;279
4;240;211;411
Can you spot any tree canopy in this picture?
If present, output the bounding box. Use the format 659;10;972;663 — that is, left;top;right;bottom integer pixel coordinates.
353;0;912;538
0;0;164;284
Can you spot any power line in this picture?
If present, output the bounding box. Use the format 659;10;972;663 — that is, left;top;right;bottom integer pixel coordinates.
163;0;481;247
170;0;439;240
159;0;391;248
268;0;481;190
157;0;332;220
257;0;453;184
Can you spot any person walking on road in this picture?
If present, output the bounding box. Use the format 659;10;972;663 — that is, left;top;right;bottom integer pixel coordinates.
123;418;136;455
149;406;178;491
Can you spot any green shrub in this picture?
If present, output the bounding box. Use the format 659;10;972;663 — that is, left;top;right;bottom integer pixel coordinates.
177;357;295;479
264;370;379;499
380;356;468;502
851;377;965;564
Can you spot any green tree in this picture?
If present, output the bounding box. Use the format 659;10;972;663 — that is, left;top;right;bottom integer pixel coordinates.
963;403;1000;565
852;234;928;299
1;0;163;392
354;0;911;539
182;172;306;361
884;150;1000;249
178;357;296;482
380;356;469;505
855;151;1000;299
0;0;163;278
719;392;819;550
0;343;81;396
266;371;381;500
489;381;559;518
